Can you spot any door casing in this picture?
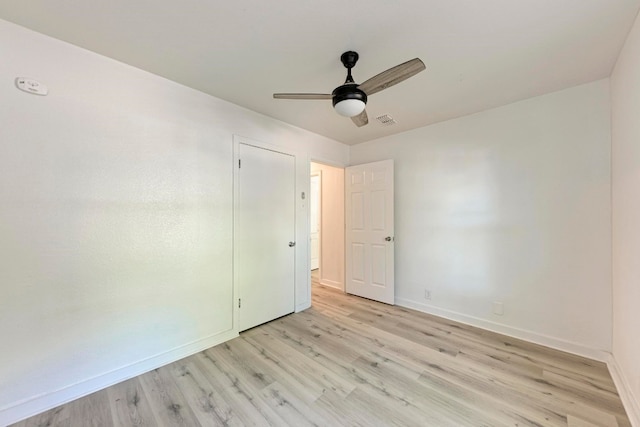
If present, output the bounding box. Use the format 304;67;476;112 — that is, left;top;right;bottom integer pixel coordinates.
310;172;321;271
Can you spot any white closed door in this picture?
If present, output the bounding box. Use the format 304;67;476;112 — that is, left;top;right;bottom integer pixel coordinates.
345;160;394;304
310;173;320;270
237;143;296;331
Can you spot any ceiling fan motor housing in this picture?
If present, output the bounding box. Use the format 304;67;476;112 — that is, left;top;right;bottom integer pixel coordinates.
332;84;367;106
332;84;367;116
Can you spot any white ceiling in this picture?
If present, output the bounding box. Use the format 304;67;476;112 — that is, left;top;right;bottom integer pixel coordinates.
0;1;638;145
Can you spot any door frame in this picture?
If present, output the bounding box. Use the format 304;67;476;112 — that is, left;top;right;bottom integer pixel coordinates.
233;135;298;332
310;170;322;273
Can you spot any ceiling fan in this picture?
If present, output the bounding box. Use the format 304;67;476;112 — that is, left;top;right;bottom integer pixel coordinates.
273;51;426;127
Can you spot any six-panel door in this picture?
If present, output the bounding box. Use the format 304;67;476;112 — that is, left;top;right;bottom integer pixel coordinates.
345;160;395;304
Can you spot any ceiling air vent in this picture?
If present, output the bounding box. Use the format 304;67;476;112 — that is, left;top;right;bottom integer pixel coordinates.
376;114;397;126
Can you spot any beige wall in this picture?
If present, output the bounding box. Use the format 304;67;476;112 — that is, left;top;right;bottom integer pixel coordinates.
351;80;612;359
0;19;349;425
611;8;640;425
310;162;345;290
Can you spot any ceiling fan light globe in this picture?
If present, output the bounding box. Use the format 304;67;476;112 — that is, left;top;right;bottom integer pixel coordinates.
334;99;366;117
332;84;367;118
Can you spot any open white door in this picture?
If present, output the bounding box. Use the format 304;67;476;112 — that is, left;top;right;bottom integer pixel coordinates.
237;142;296;331
345;160;394;304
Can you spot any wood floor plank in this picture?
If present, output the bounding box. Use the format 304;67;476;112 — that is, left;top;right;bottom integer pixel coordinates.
416;359;570;426
107;377;157;427
542;368;627;412
349;354;504;427
348;306;461;356
229;340;322;404
137;366;200;426
192;350;284;426
11;282;633;427
205;341;276;392
343;288;611;383
343;386;452;427
567;415;602;427
258;381;327;427
66;389;113;427
242;331;356;400
167;360;241;426
311;390;372;427
262;318;464;425
565;402;620;427
13;404;71;427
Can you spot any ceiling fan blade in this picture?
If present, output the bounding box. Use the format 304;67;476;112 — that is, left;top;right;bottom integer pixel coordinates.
357;58;426;96
273;93;332;100
351;109;368;127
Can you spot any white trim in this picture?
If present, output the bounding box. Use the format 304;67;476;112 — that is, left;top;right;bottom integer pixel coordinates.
233;135;298;331
0;329;237;426
395;297;610;362
295;301;311;313
310;170;322;273
608;354;640;427
309;157;347;170
319;278;343;290
232;135;242;333
234;134;298;158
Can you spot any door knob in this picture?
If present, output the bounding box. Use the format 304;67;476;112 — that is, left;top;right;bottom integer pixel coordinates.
289;242;296;247
385;236;394;242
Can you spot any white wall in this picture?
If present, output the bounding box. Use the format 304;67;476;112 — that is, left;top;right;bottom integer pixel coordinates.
0;19;348;425
611;9;640;425
310;162;345;290
351;80;612;359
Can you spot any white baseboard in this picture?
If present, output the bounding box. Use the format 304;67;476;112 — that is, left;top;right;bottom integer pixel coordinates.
319;278;343;291
0;329;238;426
395;297;610;362
607;354;640;427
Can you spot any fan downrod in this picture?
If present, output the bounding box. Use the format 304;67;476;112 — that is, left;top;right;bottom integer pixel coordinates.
340;51;359;84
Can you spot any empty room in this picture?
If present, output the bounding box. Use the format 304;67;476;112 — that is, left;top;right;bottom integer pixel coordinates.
1;1;639;426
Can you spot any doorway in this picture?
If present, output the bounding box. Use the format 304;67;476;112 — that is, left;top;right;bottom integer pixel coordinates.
310;159;396;306
309;162;345;293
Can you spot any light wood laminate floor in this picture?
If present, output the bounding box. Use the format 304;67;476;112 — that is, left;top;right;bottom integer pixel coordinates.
12;282;631;426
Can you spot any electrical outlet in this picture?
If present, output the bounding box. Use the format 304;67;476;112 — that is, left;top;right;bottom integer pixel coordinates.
424;289;431;300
